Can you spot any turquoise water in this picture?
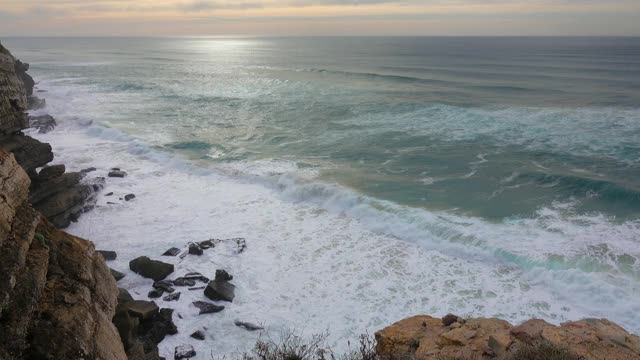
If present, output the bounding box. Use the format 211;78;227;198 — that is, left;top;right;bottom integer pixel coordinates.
5;37;640;334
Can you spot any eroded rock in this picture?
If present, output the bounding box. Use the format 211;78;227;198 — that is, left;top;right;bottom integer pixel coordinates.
129;256;174;281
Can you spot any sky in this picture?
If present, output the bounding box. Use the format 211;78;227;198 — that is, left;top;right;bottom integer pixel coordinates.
1;0;639;36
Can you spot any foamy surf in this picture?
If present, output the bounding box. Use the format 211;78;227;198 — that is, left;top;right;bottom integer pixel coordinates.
27;112;639;359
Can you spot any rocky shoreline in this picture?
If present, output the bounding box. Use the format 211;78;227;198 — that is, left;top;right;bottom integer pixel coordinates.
1;40;639;360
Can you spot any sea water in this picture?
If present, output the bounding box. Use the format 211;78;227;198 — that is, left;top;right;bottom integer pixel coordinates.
4;37;640;358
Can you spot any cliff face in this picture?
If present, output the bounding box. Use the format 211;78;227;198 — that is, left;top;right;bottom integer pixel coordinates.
0;149;127;360
375;315;640;360
0;41;127;360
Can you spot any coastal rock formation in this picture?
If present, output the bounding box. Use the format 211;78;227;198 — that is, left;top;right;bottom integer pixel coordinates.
0;41;101;228
0;148;127;360
375;315;640;360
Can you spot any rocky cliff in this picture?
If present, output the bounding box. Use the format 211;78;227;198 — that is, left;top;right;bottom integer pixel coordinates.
0;41;127;360
375;314;640;360
0;148;127;360
0;41;102;228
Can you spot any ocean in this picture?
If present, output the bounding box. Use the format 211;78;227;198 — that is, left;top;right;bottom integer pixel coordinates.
4;36;640;358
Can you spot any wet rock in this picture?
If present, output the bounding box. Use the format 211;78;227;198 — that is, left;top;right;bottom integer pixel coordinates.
2;133;53;175
190;330;205;341
129;256;174;281
125;300;159;320
107;202;116;205
173;278;196;287
29;172;82;204
118;288;134;304
124;194;135;201
198;239;216;249
192;301;225;315
188;286;206;291
188;243;203;256
183;272;209;283
37;164;64;181
113;304;138;351
29;114;57;133
163;247;181;256
105;192;114;196
174;344;196;360
234;320;264;331
153;280;175;293
443;313;461;327
204;270;235;302
148;289;163;299
108;170;127;178
144;308;178;346
110;268;125;281
215;269;233;282
163;292;181;302
81;167;97;174
97;250;117;261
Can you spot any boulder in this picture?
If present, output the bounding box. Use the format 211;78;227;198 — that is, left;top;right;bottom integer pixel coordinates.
234;320;264;331
192;301;224;315
153;280;175;293
98;250;117;261
110;268;125;281
124;300;159;320
1;133;53;175
190;330;205;340
203;270;235;302
143;308;178;346
29;172;82;204
108;170;127;178
162;247;181;256
37;164;65;181
188;243;203;256
163;292;181;302
124;194;135;201
129;256;174;281
442;313;461;327
173;278;196;287
174;345;196;360
117;288;134;304
29;114;56;133
148;289;163;299
183;272;209;282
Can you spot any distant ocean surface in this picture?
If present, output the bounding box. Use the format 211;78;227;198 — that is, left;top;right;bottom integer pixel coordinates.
5;37;640;356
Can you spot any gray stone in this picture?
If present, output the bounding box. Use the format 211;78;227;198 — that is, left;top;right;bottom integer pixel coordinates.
129;256;174;281
98;250;117;261
192;301;225;315
174;344;196;360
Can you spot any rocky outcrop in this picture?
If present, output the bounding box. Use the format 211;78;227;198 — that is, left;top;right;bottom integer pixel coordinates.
0;40;101;228
375;315;640;360
0;148;127;360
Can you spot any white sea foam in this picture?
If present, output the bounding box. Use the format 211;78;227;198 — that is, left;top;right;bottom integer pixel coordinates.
25;77;640;359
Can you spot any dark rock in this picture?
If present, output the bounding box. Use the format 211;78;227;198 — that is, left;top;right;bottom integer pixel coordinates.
215;269;233;282
192;301;225;315
1;133;53;175
442;313;461;327
163;292;181;302
234;320;264;331
144;308;178;346
174;344;196;360
15;59;34;96
124;194;136;201
125;300;159;320
97;250;117;261
190;330;205;341
34;184;96;228
113;304;139;350
173;278;196;287
162;247;181;256
198;239;216;249
188;243;203;256
153;280;175;293
29;114;56;133
108;170;127;178
111;167;120;171
183;272;209;282
204;278;235;302
118;288;134;304
81;167;97;174
105;192;114;196
233;238;247;253
110;268;125;281
188;286;206;291
129;256;174;281
148;289;163;298
29;172;82;204
107;202;116;205
37;164;65;181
